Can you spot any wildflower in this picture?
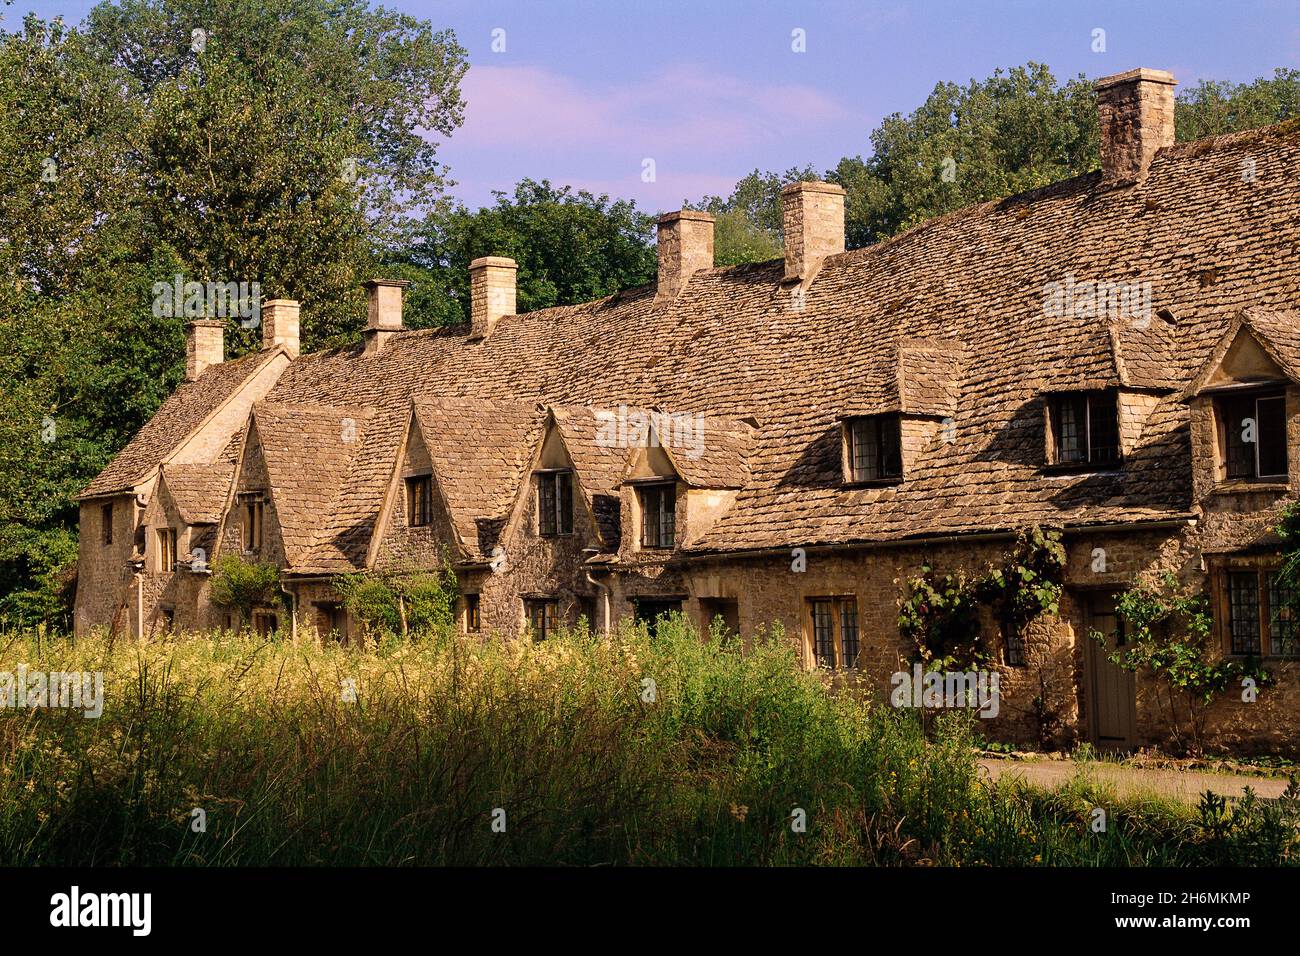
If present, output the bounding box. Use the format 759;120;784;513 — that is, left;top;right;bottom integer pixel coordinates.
729;803;749;822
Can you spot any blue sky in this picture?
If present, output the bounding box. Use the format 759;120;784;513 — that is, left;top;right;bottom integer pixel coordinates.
9;0;1300;211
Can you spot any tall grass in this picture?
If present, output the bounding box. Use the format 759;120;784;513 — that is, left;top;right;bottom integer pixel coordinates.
0;619;1294;865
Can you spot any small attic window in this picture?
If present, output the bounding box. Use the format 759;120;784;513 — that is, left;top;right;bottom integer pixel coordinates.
1218;389;1287;480
537;470;573;536
406;475;433;527
1045;392;1120;469
843;416;902;484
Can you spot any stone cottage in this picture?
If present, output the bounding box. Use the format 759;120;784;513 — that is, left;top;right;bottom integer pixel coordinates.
75;68;1300;754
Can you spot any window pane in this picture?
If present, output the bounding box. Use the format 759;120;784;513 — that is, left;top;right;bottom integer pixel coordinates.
641;487;660;546
659;486;675;546
810;600;836;668
839;599;859;667
558;471;573;534
538;473;556;535
1223;396;1256;479
1053;396;1087;463
1268;572;1298;657
1257;396;1287;477
1087;393;1121;464
880;418;902;478
1228;571;1261;655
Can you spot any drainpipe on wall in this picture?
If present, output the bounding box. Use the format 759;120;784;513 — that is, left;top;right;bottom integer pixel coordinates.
584;570;611;635
134;573;144;639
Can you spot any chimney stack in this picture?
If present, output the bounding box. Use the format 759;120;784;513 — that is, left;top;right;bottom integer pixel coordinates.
262;299;300;358
1095;68;1176;184
363;279;410;355
781;181;845;284
655;210;715;303
468;257;517;341
185;319;223;381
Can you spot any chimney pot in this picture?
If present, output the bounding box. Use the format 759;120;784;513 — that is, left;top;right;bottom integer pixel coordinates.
655;210;715;302
469;257;517;340
185;319;223;381
1095;68;1176;183
262;299;300;358
781;181;845;284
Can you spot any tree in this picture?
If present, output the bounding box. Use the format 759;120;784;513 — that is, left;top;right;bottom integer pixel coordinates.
1175;69;1300;141
401;179;657;328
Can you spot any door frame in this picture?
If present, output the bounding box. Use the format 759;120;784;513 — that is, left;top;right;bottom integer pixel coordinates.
1080;589;1138;749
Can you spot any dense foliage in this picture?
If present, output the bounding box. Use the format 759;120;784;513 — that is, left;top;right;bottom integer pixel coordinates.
208;554;284;625
334;560;459;641
1;618;1295;865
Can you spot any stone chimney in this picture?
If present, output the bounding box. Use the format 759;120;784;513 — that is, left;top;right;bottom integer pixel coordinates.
781;181;845;283
655;210;715;303
468;257;517;341
363;279;410;355
1095;68;1176;184
262;299;300;358
185;319;223;381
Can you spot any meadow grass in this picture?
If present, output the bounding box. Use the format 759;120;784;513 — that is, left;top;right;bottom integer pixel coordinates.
0;619;1294;866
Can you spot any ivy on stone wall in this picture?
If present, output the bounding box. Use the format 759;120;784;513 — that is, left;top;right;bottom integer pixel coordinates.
1097;571;1271;757
897;527;1065;670
209;554;284;626
334;556;459;642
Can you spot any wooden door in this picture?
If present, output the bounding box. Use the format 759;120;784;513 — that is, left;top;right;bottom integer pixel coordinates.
1085;593;1137;748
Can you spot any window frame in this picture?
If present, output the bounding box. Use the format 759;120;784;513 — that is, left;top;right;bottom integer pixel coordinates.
101;502;114;546
405;474;434;528
156;527;177;573
524;598;557;641
1217;389;1287;482
638;481;677;550
843;415;903;485
464;594;481;633
1045;390;1121;469
240;492;265;551
537;469;574;537
1220;566;1299;659
806;596;861;670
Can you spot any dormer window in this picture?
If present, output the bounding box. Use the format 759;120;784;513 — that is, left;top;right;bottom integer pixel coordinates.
1046;391;1120;468
537;469;573;536
639;482;676;549
1218;390;1286;480
156;528;177;573
239;492;265;550
843;415;902;484
406;475;433;527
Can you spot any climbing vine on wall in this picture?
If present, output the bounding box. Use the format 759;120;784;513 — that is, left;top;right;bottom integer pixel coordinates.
1097;572;1271;756
897;526;1066;670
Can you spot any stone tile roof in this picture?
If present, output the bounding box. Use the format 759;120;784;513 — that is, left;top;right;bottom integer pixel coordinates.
158;463;236;525
550;405;637;548
249;401;374;570
648;412;755;489
90;118;1300;566
410;397;543;560
80;351;278;498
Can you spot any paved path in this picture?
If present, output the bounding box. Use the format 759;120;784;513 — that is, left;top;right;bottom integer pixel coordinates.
978;758;1293;804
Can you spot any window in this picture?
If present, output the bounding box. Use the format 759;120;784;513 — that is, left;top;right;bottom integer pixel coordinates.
240;493;265;551
639;483;676;549
537;470;573;536
253;611;279;638
634;599;682;637
845;415;902;483
406;475;433;527
159;607;174;632
1225;569;1299;657
156;528;177;573
525;599;556;641
464;594;481;633
101;502;114;546
807;597;860;669
1003;620;1026;667
1220;391;1287;480
1047;392;1120;467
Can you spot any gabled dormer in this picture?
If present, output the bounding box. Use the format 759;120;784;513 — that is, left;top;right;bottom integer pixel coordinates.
143;463;235;575
1184;308;1300;497
621;410;754;552
839;337;963;486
